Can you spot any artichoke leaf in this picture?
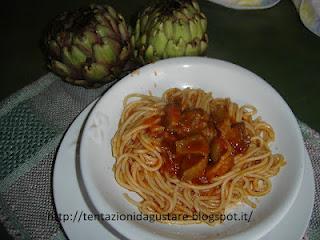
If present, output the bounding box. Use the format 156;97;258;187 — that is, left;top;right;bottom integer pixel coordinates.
192;0;200;11
186;4;197;15
83;63;109;81
95;14;108;26
178;20;192;42
62;46;87;69
194;16;203;39
182;7;194;18
175;11;188;22
140;14;149;33
107;6;117;19
145;45;154;62
200;40;208;54
119;46;130;61
149;30;168;55
118;21;129;42
83;31;98;45
96;25;112;38
73;31;97;56
94;38;120;64
131;35;136;49
166;38;186;57
51;60;72;77
163;20;173;38
73;37;91;56
200;15;207;32
134;19;141;41
140;34;147;46
48;40;60;58
185;42;199;56
105;14;118;33
189;20;198;39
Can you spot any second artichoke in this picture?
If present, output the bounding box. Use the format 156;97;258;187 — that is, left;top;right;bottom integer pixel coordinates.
131;0;208;64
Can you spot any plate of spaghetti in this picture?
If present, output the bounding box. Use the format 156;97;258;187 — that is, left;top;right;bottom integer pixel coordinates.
79;57;304;240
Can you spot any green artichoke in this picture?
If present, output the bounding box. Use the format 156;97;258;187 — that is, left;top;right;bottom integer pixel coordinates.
131;0;208;64
46;4;131;88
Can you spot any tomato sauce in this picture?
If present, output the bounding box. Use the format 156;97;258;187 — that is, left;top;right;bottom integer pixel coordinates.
147;101;251;184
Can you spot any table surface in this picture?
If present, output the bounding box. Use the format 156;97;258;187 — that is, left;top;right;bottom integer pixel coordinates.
0;0;319;238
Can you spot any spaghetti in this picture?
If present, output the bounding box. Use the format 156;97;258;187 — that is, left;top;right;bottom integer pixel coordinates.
112;88;286;225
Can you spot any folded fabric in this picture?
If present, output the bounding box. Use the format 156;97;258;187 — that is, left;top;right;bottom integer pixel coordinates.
206;0;280;9
206;0;320;37
293;0;320;36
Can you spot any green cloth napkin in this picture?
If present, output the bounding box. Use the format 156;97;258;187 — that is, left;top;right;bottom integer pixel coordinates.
0;73;319;239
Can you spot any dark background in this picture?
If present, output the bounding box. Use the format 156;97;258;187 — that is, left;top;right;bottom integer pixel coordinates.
0;0;319;238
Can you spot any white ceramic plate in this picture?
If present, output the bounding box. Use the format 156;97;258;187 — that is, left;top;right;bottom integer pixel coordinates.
53;98;314;240
79;57;305;240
